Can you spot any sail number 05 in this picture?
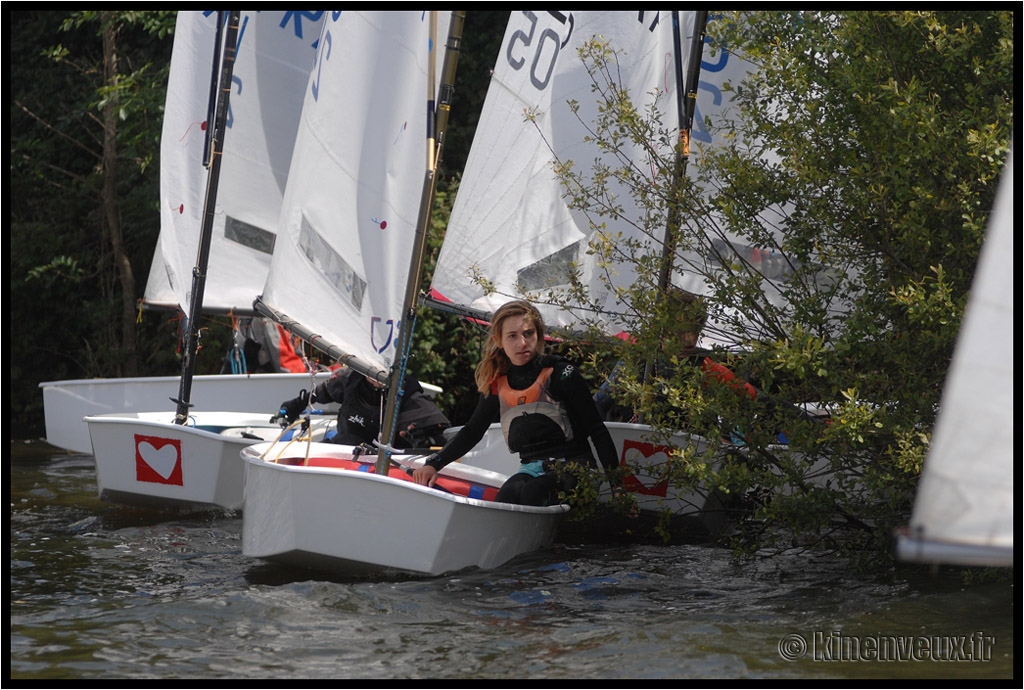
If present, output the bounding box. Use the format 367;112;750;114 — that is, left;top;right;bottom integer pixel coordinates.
506;11;570;91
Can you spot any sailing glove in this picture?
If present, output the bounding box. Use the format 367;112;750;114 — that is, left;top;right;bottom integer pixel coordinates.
424;452;445;472
277;389;309;423
399;423;449;450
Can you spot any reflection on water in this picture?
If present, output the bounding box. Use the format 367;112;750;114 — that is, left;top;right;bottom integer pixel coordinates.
10;442;1015;679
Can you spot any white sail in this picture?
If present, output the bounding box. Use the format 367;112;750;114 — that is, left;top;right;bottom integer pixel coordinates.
431;12;756;334
432;12;845;345
432;11;688;334
260;11;450;374
147;10;326;313
897;147;1014;567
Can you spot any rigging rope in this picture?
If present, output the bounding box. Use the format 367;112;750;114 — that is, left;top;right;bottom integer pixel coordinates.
227;312;248;375
380;309;420;452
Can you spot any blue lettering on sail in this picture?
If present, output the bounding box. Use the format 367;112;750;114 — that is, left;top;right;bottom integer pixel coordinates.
700;48;729;73
371;317;396;354
226;75;243;129
549;11;575;48
279;11;325;39
311;31;333;102
700;13;728;73
693;25;730;145
236;13;249;51
691;80;723;145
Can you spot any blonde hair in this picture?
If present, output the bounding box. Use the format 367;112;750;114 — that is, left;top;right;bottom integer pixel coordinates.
475;300;546;393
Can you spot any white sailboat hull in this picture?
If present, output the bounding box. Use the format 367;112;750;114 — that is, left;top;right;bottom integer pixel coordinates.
41;372;331;454
85;410;331;511
241;442;569;577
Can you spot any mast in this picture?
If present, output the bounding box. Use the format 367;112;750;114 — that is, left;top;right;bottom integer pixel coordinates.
642;11;708;396
660;11;708;290
173;11;241;424
375;11;465;474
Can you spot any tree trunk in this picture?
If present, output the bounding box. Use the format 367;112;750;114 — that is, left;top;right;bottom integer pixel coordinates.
101;12;139;376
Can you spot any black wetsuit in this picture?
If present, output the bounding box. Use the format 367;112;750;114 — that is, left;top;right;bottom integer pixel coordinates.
426;355;618;505
310;368;450;449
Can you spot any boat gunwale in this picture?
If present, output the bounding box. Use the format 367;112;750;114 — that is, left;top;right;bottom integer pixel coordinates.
241;446;570;516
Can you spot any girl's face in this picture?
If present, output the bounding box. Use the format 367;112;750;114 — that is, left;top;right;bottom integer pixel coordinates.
499;314;538;366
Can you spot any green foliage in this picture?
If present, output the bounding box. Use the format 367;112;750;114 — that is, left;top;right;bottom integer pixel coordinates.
12;10;1010;575
25;256;87;283
539;11;1013;569
11;11;182;436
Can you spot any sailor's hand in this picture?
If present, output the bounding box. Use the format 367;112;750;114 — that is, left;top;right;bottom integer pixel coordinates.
278;389;309;423
412;464;437;487
398;423;419;444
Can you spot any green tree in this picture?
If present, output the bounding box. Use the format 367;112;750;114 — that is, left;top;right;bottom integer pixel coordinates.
544;11;1013;568
11;11;179;435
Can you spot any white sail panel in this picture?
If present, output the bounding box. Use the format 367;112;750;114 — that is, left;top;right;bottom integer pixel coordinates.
899;148;1014;567
433;11;846;345
433;11;697;333
148;10;325;312
261;11;450;372
149;10;212;310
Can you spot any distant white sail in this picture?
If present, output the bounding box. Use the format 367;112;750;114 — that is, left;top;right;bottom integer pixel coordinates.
260;11;450;373
147;10;325;313
897;147;1014;568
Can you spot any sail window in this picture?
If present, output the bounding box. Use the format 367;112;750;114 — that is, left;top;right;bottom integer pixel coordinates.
516;240;582;292
224;216;276;255
710;238;840;289
298;213;366;310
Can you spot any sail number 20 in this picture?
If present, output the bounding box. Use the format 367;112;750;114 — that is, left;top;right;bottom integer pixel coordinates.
505;11;570;91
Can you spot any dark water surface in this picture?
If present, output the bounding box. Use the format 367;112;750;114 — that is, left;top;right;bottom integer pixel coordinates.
10;441;1015;680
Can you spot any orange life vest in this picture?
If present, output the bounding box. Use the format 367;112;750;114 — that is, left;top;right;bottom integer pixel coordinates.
492;366;574;455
